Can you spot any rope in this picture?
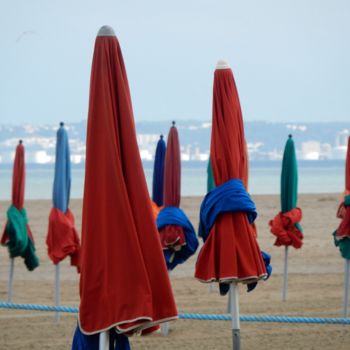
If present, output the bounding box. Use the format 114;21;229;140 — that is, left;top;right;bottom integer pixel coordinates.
1;303;350;324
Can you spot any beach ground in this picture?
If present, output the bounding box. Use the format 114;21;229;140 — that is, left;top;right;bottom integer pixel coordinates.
1;193;350;349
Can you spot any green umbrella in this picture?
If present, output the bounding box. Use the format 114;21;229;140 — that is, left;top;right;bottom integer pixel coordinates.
269;135;303;301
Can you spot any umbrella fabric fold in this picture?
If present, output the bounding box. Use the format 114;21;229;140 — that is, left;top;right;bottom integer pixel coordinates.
158;124;198;269
152;135;166;207
195;66;266;287
157;206;198;270
269;135;303;248
333;137;350;259
1;142;39;271
78;26;177;336
46;124;80;269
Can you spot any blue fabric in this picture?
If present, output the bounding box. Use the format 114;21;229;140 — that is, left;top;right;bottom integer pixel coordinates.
246;251;272;292
72;325;131;350
157;206;199;270
53;125;71;213
199;179;257;242
152;137;166;207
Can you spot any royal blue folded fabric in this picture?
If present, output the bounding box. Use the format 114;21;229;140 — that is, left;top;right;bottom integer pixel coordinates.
72;325;131;350
199;179;257;242
157;206;199;270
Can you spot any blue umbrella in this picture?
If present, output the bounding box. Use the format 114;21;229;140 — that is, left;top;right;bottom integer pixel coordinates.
53;122;71;213
152;135;166;207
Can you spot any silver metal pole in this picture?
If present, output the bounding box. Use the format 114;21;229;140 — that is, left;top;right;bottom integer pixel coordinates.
54;263;61;322
7;258;15;303
229;282;240;350
99;331;109;350
282;246;289;302
343;259;350;318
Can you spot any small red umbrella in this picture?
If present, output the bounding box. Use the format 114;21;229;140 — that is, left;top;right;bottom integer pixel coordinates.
195;60;266;349
78;26;177;339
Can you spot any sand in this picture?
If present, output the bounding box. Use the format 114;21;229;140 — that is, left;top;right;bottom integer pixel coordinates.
1;193;350;349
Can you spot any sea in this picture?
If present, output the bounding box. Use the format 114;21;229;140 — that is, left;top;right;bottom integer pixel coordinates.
0;160;345;200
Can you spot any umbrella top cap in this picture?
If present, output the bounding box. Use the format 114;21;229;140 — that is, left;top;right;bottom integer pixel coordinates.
160;134;164;139
172;121;176;127
288;134;292;139
19;139;23;144
97;25;115;37
60;122;64;127
216;60;230;70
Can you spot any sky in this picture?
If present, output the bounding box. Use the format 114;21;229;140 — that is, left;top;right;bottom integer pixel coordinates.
0;0;349;125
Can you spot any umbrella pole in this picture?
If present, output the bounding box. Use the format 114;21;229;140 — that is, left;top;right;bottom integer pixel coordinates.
54;263;61;322
282;246;289;302
7;258;14;303
99;331;109;350
343;259;350;318
161;322;169;336
229;282;240;350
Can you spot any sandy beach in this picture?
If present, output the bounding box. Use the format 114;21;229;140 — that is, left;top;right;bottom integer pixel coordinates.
1;193;350;349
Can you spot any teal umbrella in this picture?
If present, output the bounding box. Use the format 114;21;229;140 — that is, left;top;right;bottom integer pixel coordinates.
269;135;303;301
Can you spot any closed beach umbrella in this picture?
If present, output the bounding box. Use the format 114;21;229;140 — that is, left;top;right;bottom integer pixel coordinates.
269;134;303;301
1;140;39;302
152;134;166;207
73;26;177;349
333;136;350;317
195;61;267;349
157;122;198;271
46;122;80;321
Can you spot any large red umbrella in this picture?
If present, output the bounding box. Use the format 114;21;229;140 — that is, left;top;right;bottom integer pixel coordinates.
1;140;39;302
195;60;266;349
78;26;177;339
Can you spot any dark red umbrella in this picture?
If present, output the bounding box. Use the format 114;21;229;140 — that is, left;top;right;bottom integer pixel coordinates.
1;141;39;302
158;122;198;271
77;26;177;338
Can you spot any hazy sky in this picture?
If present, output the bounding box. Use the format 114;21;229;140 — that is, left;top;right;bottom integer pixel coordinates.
1;1;349;125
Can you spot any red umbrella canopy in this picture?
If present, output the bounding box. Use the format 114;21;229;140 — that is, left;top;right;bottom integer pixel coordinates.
163;122;181;208
346;137;350;193
12;141;25;210
195;61;266;283
78;26;177;335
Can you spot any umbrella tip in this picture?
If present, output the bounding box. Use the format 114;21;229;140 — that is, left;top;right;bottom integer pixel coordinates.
216;60;230;70
60;121;64;127
97;25;116;37
160;134;164;139
288;134;292;139
19;139;23;144
172;121;176;127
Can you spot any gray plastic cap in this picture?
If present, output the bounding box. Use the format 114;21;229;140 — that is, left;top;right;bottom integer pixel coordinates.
97;26;115;37
216;60;230;70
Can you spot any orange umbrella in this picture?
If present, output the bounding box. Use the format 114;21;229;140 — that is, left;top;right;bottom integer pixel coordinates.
76;26;177;345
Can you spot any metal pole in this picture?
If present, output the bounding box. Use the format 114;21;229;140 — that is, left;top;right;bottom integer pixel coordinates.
99;331;109;350
229;282;240;350
54;263;60;322
282;246;289;302
7;258;14;303
343;259;350;318
161;322;169;336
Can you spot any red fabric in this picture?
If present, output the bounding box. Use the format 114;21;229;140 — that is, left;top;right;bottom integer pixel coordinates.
159;225;186;251
269;208;303;248
46;208;80;270
78;32;177;335
195;67;266;283
151;201;161;220
337;206;350;239
163;126;181;208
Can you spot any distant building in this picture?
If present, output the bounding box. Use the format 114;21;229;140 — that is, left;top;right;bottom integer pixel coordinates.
301;141;321;160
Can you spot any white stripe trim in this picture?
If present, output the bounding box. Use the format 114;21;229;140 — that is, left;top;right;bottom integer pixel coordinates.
196;273;267;284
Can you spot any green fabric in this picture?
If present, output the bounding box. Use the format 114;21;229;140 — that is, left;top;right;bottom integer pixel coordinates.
344;195;350;207
281;136;302;232
5;205;39;271
333;231;350;260
207;158;215;192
